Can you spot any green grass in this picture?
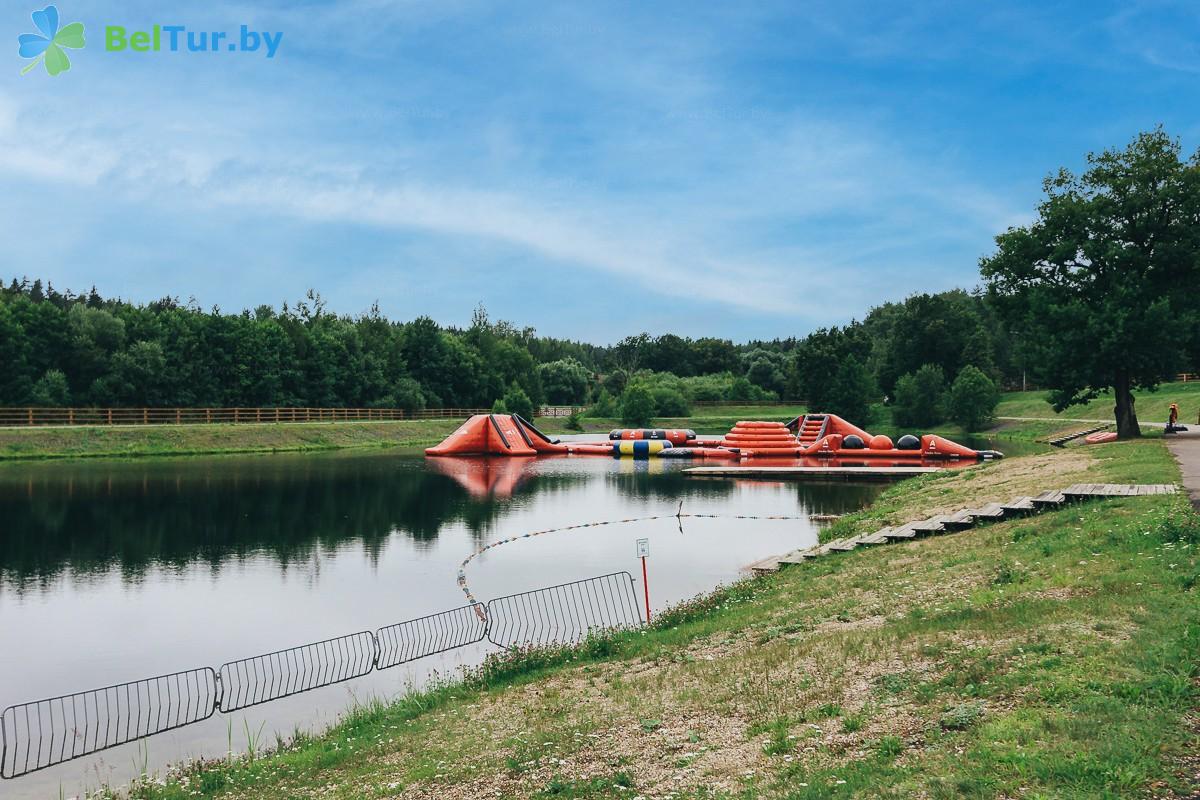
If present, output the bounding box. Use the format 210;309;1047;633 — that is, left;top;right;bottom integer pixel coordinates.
0;419;461;461
99;437;1198;799
996;381;1200;422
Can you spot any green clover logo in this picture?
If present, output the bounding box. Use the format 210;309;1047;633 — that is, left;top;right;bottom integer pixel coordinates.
18;5;84;76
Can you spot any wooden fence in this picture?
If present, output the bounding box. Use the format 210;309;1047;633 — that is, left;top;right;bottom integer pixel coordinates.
0;406;583;427
692;400;806;407
0;402;807;427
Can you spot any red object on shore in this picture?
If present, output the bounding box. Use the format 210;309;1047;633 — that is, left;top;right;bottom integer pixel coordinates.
1085;431;1118;444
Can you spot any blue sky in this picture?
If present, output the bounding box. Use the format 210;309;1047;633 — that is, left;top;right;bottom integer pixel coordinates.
4;1;1198;343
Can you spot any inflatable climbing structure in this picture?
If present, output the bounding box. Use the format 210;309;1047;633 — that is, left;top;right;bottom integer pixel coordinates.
425;412;1001;461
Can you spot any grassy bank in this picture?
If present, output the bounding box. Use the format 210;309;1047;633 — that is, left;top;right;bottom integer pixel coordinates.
0;394;1173;461
0;405;808;461
100;437;1198;799
0;419;462;461
996;382;1200;422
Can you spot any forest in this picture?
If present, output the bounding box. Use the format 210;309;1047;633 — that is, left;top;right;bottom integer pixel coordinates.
0;277;1018;427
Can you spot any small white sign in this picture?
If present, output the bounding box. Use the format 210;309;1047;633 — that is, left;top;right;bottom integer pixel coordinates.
636;538;649;558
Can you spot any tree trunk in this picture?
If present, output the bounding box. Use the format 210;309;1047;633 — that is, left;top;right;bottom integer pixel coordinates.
1114;370;1140;439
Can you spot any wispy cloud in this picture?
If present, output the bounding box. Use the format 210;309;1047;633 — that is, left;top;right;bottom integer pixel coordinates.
0;82;1019;319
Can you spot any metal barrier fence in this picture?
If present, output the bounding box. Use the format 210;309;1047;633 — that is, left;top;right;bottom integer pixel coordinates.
0;668;218;780
0;573;639;780
376;604;488;670
486;572;644;648
218;632;378;714
0;406;584;427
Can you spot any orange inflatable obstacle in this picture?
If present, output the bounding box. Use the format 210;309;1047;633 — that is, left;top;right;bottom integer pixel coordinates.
425;413;1001;461
425;415;692;458
609;428;696;445
675;415;996;460
783;414;1000;460
426;413;540;456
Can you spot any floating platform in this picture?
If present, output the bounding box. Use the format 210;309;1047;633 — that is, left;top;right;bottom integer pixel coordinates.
684;465;941;481
425;412;1000;462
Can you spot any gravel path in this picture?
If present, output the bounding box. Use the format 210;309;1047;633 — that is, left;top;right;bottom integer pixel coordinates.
1165;429;1200;510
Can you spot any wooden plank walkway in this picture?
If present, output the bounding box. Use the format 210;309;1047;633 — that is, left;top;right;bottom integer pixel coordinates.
1047;425;1111;447
745;483;1177;574
686;465;941;482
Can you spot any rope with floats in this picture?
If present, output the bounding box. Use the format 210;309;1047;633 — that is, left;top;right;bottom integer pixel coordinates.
456;503;811;607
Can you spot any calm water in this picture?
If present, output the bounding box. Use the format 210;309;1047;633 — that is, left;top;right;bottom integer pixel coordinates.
0;448;895;798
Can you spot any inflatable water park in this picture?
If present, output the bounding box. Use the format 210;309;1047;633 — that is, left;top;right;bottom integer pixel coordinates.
425;412;1002;462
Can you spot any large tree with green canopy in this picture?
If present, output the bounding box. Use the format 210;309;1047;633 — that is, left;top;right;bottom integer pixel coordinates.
980;129;1200;438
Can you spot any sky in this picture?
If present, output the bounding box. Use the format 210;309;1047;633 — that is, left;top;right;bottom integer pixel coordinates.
3;1;1198;344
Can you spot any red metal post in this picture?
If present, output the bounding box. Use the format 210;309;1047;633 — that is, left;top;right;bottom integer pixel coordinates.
641;556;651;623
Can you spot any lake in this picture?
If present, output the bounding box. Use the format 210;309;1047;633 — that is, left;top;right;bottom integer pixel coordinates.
0;441;1029;797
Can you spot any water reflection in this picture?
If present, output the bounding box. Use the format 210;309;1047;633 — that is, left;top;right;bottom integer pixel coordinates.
0;453;572;593
0;443;1033;595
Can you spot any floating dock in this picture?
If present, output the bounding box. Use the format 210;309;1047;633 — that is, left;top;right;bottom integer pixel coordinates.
684;465;941;481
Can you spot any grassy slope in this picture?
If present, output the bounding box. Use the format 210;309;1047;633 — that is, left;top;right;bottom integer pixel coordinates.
8;384;1200;461
0;419;461;460
996;382;1200;422
112;437;1199;800
0;406;809;461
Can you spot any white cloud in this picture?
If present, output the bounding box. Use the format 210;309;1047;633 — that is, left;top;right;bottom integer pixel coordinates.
0;0;1035;327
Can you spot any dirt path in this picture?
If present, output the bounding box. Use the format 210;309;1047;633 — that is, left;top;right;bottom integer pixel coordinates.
1165;430;1200;510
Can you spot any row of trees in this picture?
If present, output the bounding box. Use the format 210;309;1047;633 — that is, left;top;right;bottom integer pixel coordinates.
0;279;1013;414
0;287;612;411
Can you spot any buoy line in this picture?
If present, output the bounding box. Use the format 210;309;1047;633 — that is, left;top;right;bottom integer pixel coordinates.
456;502;808;606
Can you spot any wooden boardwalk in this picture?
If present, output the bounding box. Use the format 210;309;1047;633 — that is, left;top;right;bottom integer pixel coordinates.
746;483;1177;574
1047;425;1111;447
686;465;941;482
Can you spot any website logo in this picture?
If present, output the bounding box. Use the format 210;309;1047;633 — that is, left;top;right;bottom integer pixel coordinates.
17;5;84;76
